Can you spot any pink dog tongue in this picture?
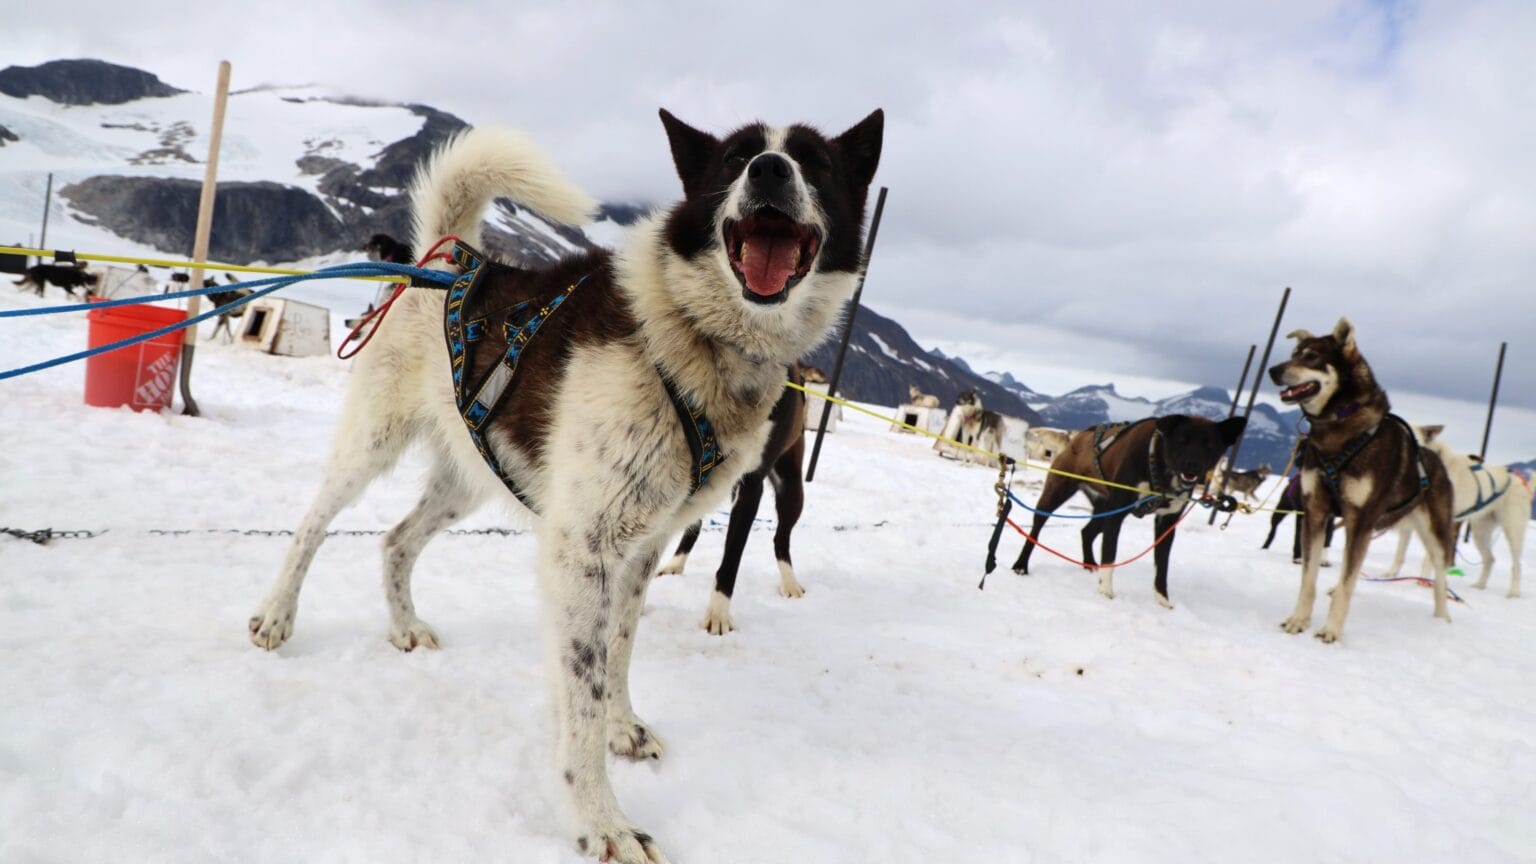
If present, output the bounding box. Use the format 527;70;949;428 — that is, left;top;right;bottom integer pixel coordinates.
740;236;800;296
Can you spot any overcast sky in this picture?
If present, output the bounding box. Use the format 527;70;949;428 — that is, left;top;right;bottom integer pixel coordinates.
9;1;1534;453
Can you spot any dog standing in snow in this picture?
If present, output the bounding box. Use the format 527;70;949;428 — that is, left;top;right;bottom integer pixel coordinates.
247;111;882;862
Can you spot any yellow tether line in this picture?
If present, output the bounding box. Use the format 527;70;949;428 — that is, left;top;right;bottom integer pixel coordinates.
0;245;405;283
786;379;1295;514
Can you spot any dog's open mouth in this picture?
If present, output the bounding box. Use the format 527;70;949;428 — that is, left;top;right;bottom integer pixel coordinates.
724;209;821;305
1278;381;1321;404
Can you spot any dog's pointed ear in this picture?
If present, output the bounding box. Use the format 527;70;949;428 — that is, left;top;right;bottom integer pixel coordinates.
1420;424;1444;442
1216;415;1247;446
1332;317;1356;354
1285;328;1314;342
834;109;884;191
659;109;719;199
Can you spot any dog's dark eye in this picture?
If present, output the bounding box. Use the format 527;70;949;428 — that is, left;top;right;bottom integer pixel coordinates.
787;142;831;173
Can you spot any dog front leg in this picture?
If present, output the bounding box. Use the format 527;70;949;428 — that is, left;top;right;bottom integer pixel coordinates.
1317;509;1370;643
1282;493;1329;634
1094;515;1125;600
607;541;666;760
1151;512;1178;608
702;473;766;635
537;532;666;864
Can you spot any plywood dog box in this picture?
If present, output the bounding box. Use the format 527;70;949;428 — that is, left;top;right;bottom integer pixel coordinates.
240;297;331;357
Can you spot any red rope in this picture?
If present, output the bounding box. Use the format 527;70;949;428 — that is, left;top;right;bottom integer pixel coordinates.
1006;505;1196;570
336;236;462;360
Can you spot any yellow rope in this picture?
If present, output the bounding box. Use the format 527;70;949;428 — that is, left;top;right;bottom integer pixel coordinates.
1;245;404;283
787;380;1299;513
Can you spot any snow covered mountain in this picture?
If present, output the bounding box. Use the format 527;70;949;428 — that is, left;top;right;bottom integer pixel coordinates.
0;58;622;267
12;58;1512;478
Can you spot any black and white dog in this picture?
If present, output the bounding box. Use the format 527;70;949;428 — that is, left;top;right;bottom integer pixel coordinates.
247;112;882;862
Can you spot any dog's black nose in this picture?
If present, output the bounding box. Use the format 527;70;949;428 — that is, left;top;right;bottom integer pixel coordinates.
746;152;793;193
1267;364;1286;384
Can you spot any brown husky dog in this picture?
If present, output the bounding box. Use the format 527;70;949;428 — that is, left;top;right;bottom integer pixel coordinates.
1268;317;1456;642
1011;414;1245;607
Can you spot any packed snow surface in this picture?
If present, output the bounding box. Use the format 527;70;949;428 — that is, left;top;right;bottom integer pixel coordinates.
2;287;1533;863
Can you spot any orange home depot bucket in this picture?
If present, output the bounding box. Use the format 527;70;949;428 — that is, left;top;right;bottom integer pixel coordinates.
84;303;187;411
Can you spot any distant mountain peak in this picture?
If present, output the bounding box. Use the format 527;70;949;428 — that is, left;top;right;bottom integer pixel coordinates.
0;59;185;105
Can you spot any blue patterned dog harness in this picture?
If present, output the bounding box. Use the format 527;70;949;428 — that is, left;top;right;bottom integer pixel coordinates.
441;241;726;511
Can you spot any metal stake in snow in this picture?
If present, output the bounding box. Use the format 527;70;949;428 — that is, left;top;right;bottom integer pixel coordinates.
38;173;53;257
178;60;232;418
1464;341;1507;544
805;185;887;483
1216;287;1290;529
1209;344;1256;525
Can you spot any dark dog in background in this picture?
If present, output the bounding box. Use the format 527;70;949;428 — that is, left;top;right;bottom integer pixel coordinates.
658;364;809;634
1012;414;1246;607
1262;471;1337;565
1222;464;1270;501
363;233;414;264
14;263;98;297
1269;317;1455;642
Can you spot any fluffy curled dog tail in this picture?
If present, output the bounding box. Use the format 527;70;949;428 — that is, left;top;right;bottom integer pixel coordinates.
410;127;597;256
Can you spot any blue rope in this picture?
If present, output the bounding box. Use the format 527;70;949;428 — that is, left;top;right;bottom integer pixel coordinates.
1;262;457;381
1005;487;1157;520
0;262;455;318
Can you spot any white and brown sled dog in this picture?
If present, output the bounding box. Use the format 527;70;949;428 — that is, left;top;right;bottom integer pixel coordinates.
1269;318;1456;643
247;111;883;862
1382;425;1530;598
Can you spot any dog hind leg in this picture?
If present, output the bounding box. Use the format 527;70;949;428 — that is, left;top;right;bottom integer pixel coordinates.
656;522;701;576
1012;477;1076;575
1381;527;1412;579
249;407;418;650
1497;498;1525;598
380;455;483;650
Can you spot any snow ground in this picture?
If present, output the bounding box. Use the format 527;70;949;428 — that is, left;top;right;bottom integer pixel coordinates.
2;287;1533;864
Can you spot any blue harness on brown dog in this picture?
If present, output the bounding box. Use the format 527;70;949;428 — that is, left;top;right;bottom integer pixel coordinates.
441;241;726;512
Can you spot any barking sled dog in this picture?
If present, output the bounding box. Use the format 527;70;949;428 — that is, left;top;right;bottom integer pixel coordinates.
247;111;883;862
1268;317;1456;643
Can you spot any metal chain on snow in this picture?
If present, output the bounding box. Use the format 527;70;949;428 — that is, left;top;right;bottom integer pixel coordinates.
1;527;107;545
0;526;529;543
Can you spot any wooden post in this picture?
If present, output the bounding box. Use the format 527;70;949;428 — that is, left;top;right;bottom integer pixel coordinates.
1209;344;1256;524
805;185;887;483
178;60;232;417
1216;287;1290;527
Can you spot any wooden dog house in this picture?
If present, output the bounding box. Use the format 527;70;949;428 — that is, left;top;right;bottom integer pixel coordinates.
240;297;331;357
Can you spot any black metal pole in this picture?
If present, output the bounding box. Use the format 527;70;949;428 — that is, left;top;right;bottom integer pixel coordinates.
805;185;887;482
1477;342;1507;461
1209;344;1256;524
37;173;53;261
1463;342;1507;544
1217;287;1290;528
